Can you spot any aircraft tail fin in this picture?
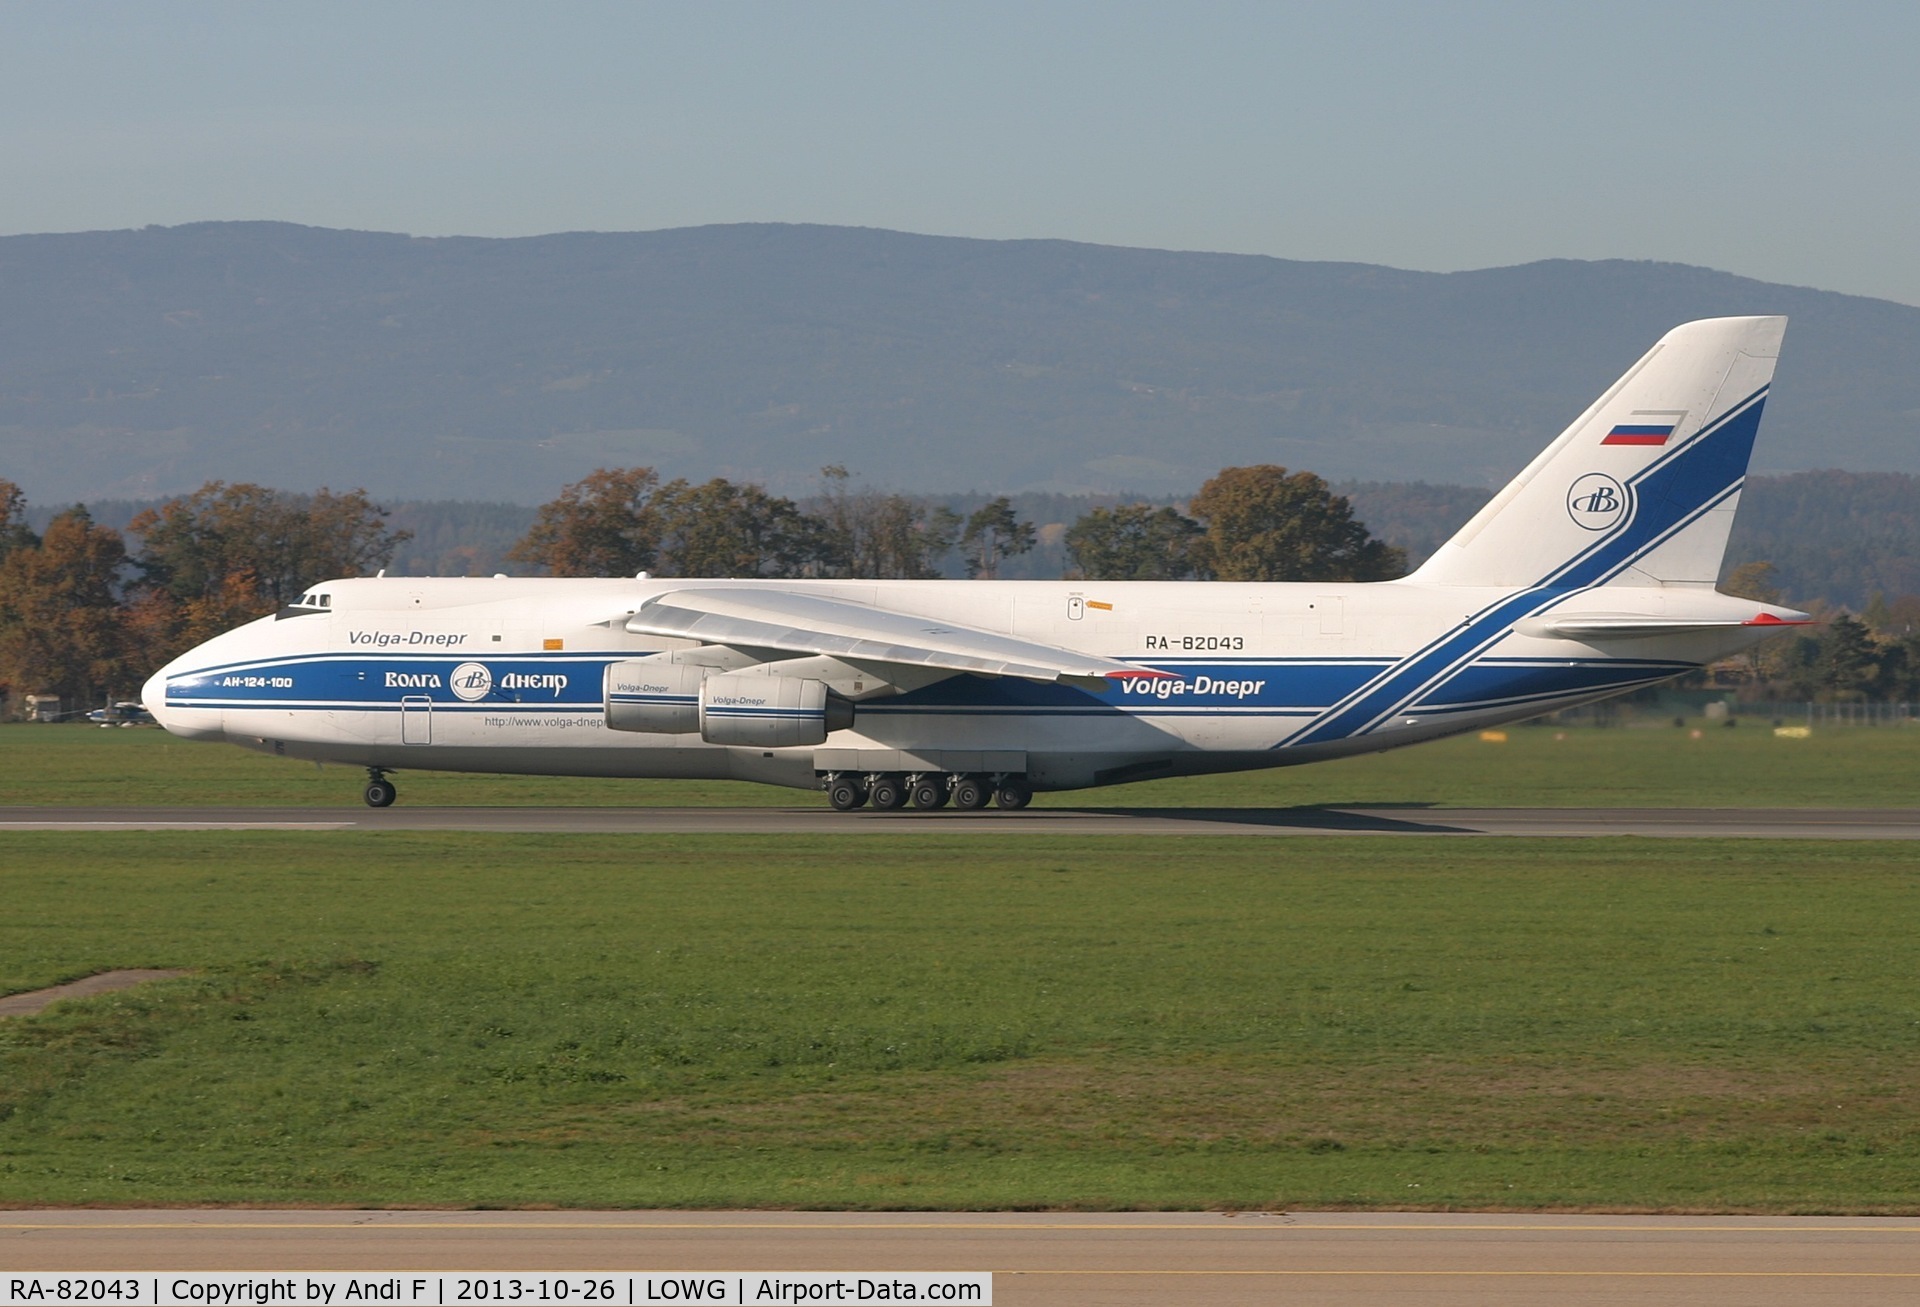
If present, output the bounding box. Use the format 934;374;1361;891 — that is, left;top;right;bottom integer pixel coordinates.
1411;316;1786;591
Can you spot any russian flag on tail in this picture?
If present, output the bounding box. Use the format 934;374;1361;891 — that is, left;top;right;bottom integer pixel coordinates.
1602;422;1677;446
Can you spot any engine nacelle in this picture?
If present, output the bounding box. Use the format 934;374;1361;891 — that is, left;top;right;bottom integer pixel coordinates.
603;660;703;734
698;671;853;748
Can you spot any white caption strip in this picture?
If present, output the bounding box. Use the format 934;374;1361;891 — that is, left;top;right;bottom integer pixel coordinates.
2;1274;990;1307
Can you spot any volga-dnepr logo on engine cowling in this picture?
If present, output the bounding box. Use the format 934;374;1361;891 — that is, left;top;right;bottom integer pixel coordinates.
449;662;494;701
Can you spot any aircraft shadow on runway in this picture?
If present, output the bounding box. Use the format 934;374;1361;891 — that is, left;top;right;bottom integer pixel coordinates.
1074;806;1477;833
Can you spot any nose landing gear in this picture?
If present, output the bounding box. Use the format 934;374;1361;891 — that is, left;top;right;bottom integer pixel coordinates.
363;768;397;808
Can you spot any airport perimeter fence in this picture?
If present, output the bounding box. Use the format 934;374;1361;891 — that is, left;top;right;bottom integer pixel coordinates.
1741;701;1920;727
1542;700;1920;728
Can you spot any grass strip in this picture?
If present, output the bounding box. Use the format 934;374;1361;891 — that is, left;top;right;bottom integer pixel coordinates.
4;719;1916;808
3;832;1918;1209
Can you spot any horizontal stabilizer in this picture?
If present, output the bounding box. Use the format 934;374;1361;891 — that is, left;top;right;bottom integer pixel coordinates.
625;587;1165;686
1522;611;1813;641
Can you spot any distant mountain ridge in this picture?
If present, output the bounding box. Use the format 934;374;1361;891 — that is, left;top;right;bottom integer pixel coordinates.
2;221;1916;503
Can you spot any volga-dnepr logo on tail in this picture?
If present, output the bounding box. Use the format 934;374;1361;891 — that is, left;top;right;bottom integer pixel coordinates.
1565;473;1627;530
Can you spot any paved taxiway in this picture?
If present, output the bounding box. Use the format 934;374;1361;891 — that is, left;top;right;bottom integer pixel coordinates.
6;805;1920;838
0;970;189;1019
4;1211;1918;1306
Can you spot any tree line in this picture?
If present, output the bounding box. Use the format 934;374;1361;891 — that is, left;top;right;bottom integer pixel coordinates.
0;463;1400;711
1718;562;1920;703
1755;615;1920;702
509;464;1405;583
10;462;1918;716
0;478;408;711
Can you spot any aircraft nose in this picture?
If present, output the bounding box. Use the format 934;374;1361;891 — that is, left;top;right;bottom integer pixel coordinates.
141;657;225;740
141;665;171;728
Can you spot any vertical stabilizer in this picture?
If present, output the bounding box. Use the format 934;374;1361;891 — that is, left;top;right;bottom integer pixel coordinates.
1412;316;1785;590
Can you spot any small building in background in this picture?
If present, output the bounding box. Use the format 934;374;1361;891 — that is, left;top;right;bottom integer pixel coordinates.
22;694;63;722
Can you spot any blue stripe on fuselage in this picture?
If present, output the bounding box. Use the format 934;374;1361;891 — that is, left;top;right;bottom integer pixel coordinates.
165;642;1715;740
167;655;612;707
171;651;1703;726
1413;659;1692;711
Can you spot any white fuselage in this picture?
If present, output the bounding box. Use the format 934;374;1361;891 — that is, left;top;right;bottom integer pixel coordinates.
143;574;1775;793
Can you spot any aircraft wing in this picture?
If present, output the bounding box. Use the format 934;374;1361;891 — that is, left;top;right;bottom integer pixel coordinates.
623;587;1164;687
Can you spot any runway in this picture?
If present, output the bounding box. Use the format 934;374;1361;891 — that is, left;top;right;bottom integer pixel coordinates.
4;1210;1918;1306
7;804;1920;838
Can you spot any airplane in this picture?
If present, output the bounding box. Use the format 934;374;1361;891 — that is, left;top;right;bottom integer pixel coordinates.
143;315;1809;811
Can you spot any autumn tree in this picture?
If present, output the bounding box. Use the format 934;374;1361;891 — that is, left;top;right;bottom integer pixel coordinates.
1816;614;1880;700
122;567;271;675
0;479;38;560
652;477;821;577
1715;560;1799;686
960;497;1035;579
1862;591;1894;633
0;507;134;705
1188;466;1404;582
1868;635;1920;701
509;467;662;576
132;482;409;608
1868;593;1920;639
809;466;960;579
1722;560;1783;604
1065;504;1204;580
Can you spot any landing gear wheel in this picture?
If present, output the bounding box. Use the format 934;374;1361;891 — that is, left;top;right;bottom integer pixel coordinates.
951;776;990;810
827;777;868;811
994;780;1032;810
869;775;907;811
910;776;950;810
363;777;397;808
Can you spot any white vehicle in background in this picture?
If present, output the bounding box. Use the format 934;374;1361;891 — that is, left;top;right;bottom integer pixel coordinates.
145;317;1806;810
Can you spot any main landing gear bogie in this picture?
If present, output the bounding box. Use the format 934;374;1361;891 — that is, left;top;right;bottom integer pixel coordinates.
826;776;869;811
951;776;991;810
362;768;397;808
868;775;907;811
821;772;1031;813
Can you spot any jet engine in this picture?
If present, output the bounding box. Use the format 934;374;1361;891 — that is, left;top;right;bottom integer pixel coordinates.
698;669;853;748
605;659;852;746
603;660;702;734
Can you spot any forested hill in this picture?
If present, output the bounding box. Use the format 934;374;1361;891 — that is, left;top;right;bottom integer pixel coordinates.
3;222;1917;504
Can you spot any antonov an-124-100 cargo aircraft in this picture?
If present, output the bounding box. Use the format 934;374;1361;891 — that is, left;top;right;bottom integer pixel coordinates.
145;316;1809;811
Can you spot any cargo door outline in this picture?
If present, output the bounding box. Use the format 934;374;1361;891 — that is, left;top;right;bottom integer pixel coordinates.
400;695;432;744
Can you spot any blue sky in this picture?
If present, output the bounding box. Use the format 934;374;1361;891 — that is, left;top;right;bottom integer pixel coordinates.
3;0;1917;304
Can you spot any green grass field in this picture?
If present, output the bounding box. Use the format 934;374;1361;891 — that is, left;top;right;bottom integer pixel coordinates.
4;718;1916;808
4;832;1919;1211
